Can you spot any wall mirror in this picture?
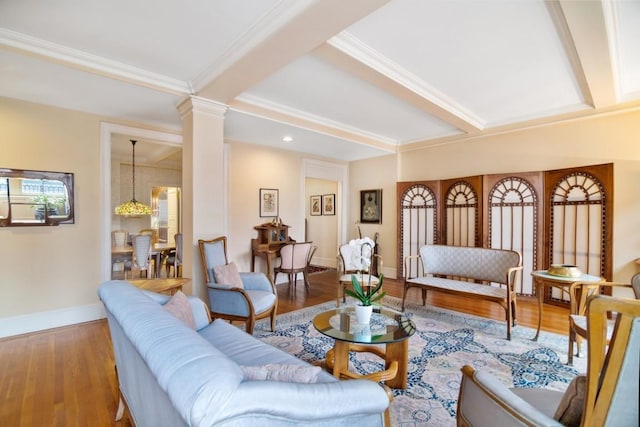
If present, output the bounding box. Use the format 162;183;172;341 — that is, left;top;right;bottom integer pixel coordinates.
0;168;74;226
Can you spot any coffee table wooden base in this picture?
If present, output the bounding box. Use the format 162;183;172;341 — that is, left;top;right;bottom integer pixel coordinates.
324;339;409;389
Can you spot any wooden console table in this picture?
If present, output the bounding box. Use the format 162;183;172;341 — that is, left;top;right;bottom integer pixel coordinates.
128;277;190;295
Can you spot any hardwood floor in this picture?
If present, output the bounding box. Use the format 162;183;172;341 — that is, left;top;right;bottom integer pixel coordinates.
0;271;570;426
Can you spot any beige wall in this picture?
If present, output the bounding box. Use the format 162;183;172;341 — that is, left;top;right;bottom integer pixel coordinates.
0;98;102;322
349;154;398;278
305;178;339;268
226;142;307;273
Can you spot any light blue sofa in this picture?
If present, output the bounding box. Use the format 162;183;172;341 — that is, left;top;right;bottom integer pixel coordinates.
99;280;389;426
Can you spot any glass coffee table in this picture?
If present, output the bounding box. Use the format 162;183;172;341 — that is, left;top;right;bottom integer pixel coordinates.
313;306;416;389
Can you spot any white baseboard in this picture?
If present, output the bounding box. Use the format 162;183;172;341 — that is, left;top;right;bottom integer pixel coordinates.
0;302;106;339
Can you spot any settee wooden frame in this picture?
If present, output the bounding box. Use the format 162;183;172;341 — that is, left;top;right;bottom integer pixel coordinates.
402;244;523;340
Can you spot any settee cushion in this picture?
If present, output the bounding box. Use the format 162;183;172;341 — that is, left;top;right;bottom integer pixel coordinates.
553;374;586;427
240;364;321;383
214;261;244;289
163;291;196;329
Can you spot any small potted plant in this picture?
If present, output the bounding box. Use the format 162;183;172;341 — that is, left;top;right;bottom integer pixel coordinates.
345;273;386;324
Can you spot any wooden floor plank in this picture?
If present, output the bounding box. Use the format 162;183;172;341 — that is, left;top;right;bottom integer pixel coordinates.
0;272;569;426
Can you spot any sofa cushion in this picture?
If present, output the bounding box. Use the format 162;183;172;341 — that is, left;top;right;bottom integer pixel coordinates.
553;374;586;427
214;262;244;289
240;364;321;383
163;290;196;329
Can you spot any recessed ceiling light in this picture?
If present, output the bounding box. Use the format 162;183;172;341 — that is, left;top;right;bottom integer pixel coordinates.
282;136;293;143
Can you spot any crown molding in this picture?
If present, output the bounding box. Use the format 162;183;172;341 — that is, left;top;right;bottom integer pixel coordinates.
400;100;640;152
177;96;228;119
328;32;485;131
0;28;191;96
232;94;397;151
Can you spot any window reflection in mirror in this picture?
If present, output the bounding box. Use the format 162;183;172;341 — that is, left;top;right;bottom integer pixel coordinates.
0;169;74;226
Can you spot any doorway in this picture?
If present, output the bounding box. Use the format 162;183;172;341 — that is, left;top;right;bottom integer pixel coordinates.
151;186;181;243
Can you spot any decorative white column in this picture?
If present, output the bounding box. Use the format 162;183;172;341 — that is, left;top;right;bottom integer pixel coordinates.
177;96;228;302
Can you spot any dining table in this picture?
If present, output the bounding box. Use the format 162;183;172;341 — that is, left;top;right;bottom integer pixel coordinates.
111;242;176;278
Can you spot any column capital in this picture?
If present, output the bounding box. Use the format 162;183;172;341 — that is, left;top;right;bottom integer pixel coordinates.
177;96;228;119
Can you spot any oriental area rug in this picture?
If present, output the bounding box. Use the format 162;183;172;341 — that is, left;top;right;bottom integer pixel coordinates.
254;296;586;427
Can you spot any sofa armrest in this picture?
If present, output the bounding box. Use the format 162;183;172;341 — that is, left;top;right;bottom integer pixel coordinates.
458;365;562;427
212;380;388;424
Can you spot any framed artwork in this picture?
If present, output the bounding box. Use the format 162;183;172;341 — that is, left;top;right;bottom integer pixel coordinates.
259;188;279;217
360;189;382;224
322;194;335;215
310;195;322;216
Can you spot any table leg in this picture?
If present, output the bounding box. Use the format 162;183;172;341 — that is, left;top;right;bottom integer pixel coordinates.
385;340;409;389
331;341;350;379
534;278;543;341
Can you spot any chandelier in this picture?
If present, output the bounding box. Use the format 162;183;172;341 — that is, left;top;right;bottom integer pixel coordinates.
115;139;152;216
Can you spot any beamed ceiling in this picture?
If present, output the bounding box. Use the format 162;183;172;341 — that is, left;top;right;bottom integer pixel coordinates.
1;0;639;165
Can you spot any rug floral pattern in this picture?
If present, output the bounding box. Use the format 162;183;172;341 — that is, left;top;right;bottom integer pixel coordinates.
254;296;585;427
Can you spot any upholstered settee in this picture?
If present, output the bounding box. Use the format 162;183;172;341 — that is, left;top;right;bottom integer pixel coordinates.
98;280;389;427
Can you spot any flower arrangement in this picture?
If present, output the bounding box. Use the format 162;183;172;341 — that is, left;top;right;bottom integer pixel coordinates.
344;237;386;306
346;273;385;307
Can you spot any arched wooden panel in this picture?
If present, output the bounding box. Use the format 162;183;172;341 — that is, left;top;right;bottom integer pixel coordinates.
544;163;613;302
397;181;439;278
485;173;542;296
441;176;482;247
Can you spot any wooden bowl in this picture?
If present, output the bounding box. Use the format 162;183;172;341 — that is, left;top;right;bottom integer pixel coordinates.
547;264;582;278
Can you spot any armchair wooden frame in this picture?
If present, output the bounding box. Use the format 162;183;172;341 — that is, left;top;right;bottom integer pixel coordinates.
567;280;633;365
457;294;640;426
198;236;277;334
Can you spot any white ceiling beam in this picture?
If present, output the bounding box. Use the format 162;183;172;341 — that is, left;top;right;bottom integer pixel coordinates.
196;0;390;103
314;37;483;134
553;0;617;108
230;96;396;153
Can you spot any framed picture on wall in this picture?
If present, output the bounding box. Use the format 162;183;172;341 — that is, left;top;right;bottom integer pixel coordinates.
310;195;322;216
259;188;279;217
322;194;335;215
360;189;382;224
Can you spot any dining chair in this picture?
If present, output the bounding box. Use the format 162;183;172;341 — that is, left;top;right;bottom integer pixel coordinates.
457;294;640;426
138;228;158;244
111;230;129;279
567;279;635;365
198;236;277;334
129;234;153;279
336;237;383;307
273;242;313;291
165;233;183;278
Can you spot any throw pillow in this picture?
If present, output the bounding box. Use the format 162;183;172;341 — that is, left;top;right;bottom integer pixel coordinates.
553;374;586;427
240;364;321;383
213;261;244;289
163;291;196;330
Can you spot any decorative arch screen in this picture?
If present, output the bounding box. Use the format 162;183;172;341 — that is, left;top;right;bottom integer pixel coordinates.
399;184;436;278
397;163;611;305
488;177;538;295
445;181;478;247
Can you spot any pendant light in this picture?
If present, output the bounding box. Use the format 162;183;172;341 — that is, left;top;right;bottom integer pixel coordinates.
115;139;152;216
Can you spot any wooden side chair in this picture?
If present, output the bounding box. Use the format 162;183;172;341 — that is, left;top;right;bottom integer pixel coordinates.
567;280;634;365
457;294;640;426
198;236;277;334
273;242;313;291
